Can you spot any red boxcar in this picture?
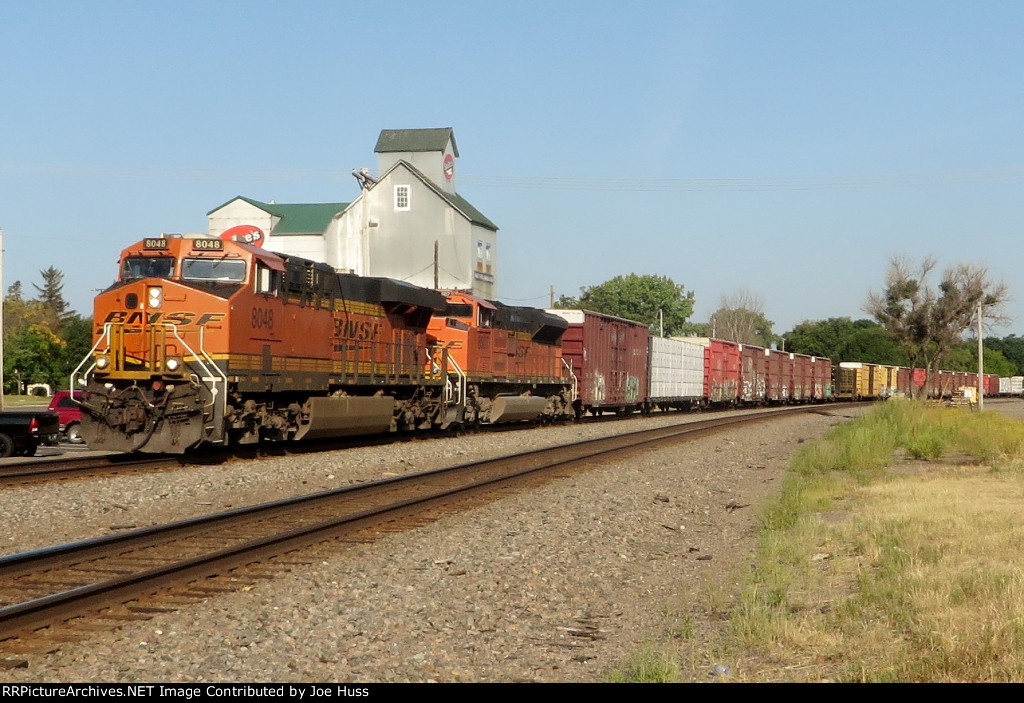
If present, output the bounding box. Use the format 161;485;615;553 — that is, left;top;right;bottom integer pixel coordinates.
546;309;649;415
692;338;742;404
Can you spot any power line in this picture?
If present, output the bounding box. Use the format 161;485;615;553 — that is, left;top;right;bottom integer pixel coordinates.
4;162;1024;192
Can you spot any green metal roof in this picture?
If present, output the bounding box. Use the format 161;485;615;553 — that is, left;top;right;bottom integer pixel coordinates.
209;197;348;235
374;128;459;157
439;190;497;231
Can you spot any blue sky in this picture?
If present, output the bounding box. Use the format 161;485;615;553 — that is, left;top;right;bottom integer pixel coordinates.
3;1;1023;334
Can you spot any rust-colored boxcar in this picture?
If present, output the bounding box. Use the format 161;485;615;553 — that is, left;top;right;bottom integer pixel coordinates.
737;344;766;403
791;353;831;401
764;348;792;402
546;309;649;415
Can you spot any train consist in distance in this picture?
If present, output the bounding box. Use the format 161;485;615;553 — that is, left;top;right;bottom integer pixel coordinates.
72;234;1010;454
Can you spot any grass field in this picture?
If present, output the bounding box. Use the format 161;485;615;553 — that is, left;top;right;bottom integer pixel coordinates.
611;400;1024;682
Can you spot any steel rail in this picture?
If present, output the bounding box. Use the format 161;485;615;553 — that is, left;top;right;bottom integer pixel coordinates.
0;405;832;641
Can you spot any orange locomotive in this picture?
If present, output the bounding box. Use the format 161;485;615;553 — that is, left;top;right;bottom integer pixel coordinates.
426;290;576;426
74;235;452;453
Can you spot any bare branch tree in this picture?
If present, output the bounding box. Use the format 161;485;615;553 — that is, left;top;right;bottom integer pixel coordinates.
711;289;775;346
865;256;1010;397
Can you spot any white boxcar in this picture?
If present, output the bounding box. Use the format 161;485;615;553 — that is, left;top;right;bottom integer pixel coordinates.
1012;377;1024;395
647;336;705;409
1000;377;1012;395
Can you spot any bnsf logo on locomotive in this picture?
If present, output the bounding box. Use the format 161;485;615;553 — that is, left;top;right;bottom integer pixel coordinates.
102;311;226;326
334;318;383;341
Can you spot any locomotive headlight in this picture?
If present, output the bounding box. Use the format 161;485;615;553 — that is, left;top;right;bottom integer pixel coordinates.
95;355;110;370
148;286;163;309
165;357;182;372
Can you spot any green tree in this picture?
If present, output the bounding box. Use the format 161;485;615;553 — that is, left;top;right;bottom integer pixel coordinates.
59;315;94;383
945;343;1016;376
555;274;695;336
3;269;92;392
985;335;1024;376
783;317;908;364
4;324;67;390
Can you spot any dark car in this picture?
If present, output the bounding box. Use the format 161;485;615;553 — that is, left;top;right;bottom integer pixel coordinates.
0;411;60;457
47;390;85;444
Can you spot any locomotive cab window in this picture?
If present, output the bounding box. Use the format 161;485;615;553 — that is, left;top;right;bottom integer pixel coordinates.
255;264;281;297
121;256;175;281
182;257;246;282
478;307;494;328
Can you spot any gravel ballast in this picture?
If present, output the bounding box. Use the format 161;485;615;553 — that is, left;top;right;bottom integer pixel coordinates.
1;408;856;682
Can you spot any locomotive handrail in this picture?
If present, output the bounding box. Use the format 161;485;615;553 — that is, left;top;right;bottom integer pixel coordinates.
445;349;466;408
164;323;227;414
562;357;579;402
69;323;114;405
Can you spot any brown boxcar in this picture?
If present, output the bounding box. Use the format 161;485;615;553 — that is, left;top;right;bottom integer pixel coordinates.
791;353;827;401
739;344;767;403
546;309;649;415
764;348;792;402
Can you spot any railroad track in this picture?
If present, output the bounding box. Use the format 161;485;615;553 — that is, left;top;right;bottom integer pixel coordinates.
0;405;836;655
0;404;836;488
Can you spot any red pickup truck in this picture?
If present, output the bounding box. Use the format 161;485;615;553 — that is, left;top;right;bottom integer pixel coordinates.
46;390;85;444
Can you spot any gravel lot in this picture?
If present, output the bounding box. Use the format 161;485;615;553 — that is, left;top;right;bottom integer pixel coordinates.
0;406;862;682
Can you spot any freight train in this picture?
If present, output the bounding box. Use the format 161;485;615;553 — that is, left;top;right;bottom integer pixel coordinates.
70;234;1009;454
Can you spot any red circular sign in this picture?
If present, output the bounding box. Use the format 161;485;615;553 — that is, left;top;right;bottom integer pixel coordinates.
220;225;265;247
443;153;454;180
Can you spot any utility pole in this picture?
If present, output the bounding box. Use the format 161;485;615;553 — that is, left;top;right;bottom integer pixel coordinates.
978;303;985;412
549;285;555;308
433;241;439;289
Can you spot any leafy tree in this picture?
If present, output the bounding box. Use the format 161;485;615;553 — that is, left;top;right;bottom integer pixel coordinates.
783;317;908;364
986;335;1024;376
4;324;67;390
709;289;775;346
60;315;95;381
2;269;92;392
3;281;53;340
945;343;1016;376
555;274;695;336
865;256;1009;396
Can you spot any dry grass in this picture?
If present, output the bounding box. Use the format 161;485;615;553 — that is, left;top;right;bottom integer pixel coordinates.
725;401;1024;682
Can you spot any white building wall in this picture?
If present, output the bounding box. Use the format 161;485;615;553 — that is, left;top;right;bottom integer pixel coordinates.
208;200;279;238
377;142;457;194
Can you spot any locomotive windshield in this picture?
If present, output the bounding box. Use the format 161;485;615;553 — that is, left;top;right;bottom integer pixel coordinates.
181;257;247;282
444;303;473;318
121;256;175;281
